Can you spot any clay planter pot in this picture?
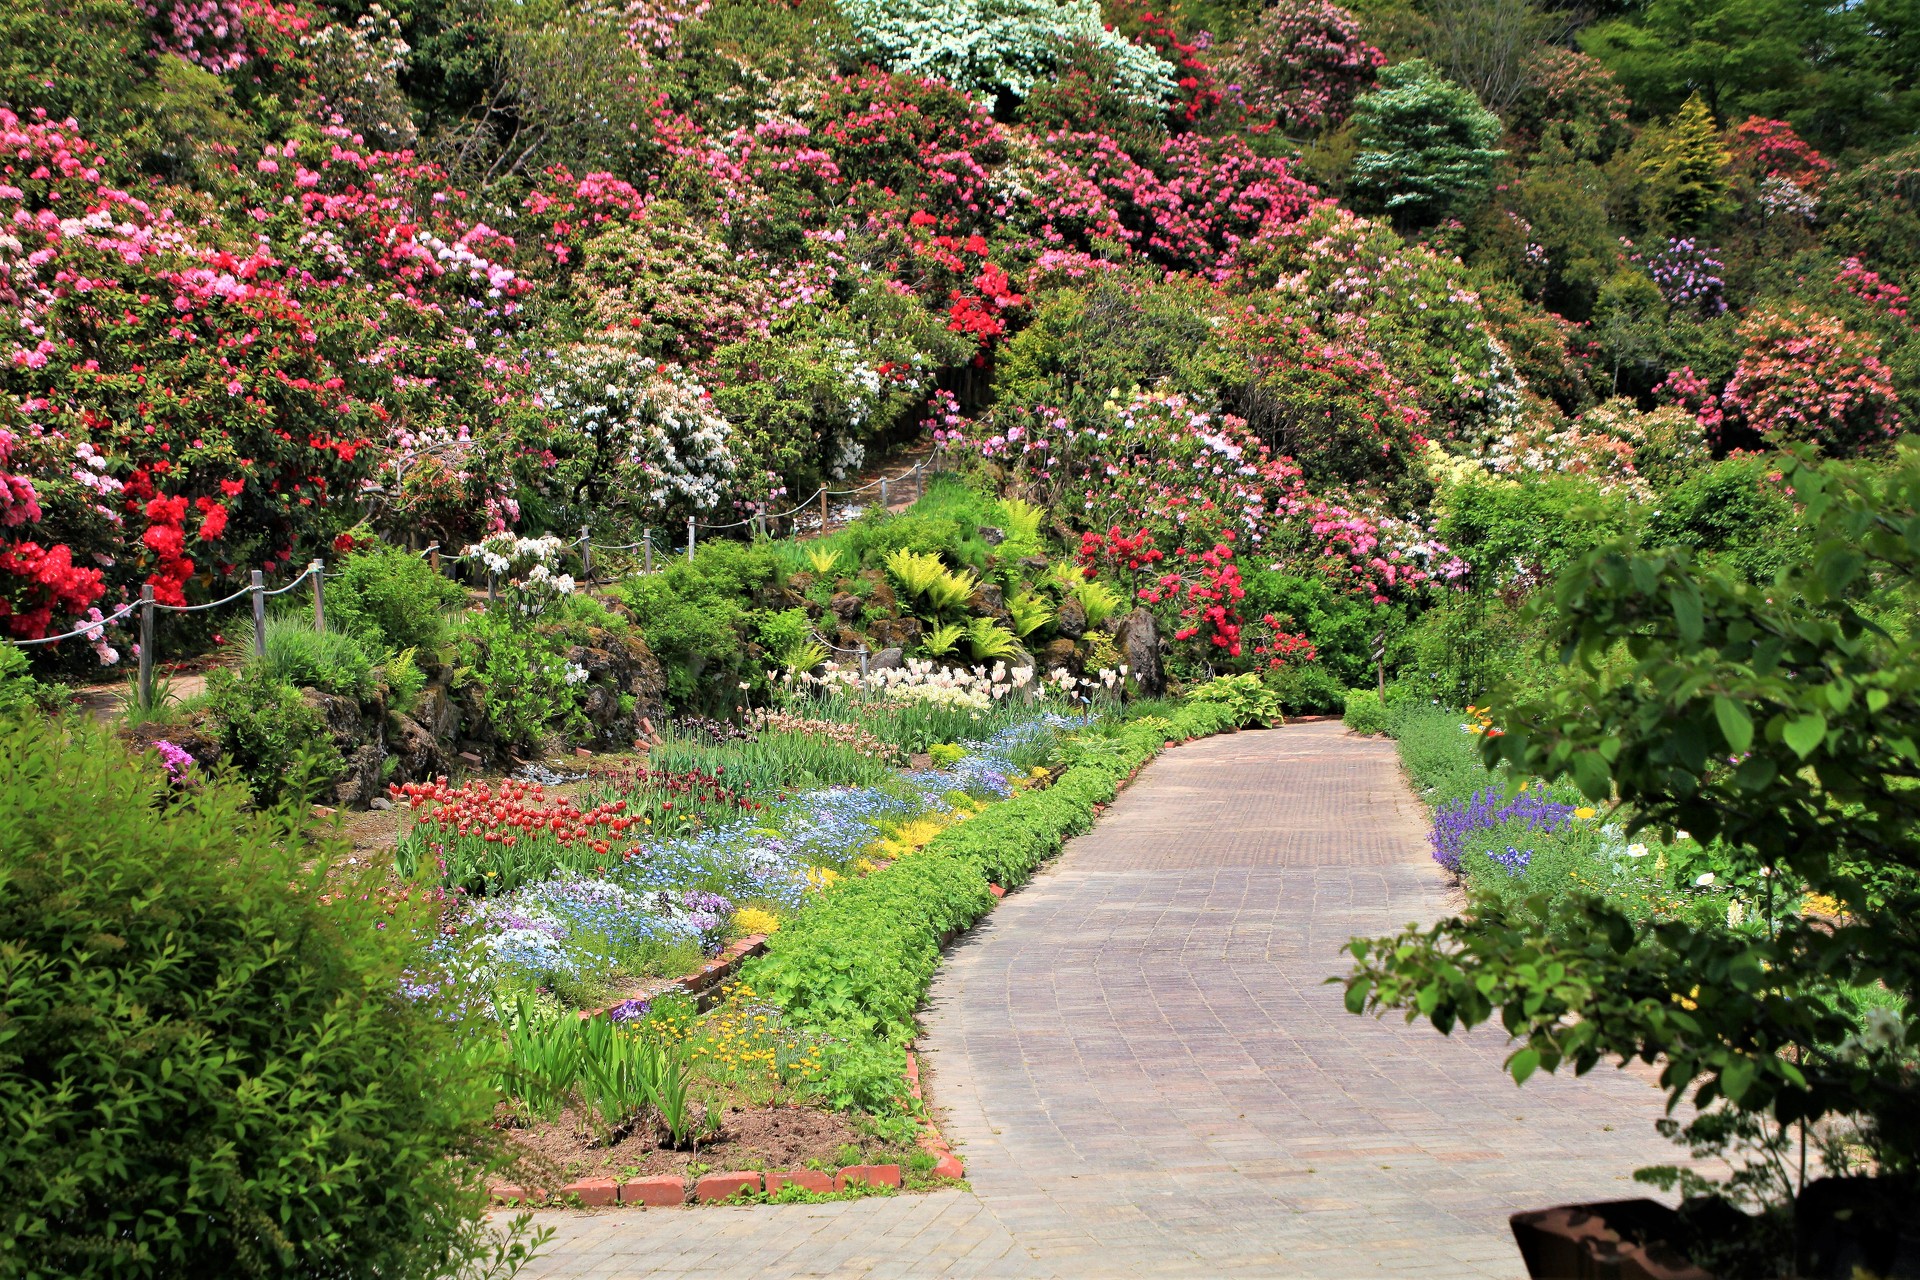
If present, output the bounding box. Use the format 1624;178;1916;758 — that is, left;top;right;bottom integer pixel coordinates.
1510;1200;1713;1280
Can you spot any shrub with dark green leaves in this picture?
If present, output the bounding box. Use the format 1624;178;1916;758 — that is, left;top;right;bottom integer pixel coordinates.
204;665;336;802
329;541;468;653
0;716;532;1279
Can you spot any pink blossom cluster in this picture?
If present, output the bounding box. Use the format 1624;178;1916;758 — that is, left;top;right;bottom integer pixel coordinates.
1218;0;1384;134
1719;306;1900;452
1836;257;1912;323
1302;501;1465;604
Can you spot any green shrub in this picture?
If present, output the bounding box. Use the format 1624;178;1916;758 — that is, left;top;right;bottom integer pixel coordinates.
0;644;45;717
1342;687;1392;736
1264;661;1347;715
204;666;336;803
618;540;779;710
329;542;467;652
1185;672;1285;727
0;717;529;1278
453;609;589;751
261;617;378;700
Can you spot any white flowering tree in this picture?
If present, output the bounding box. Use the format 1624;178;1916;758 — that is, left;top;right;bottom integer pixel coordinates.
540;342;743;527
836;0;1177;112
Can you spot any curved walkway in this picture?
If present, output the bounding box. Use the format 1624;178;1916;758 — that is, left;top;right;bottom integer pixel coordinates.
519;722;1689;1278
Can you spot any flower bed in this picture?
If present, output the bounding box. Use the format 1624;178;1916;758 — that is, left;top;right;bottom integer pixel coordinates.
1378;701;1732;928
380;690;1238;1199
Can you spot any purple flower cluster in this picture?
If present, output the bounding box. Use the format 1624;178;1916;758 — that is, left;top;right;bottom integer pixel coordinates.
1642;238;1728;316
675;889;735;940
1430;787;1576;875
1491;845;1532;876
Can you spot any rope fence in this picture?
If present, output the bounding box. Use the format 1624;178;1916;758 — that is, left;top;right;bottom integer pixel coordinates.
8;448;952;707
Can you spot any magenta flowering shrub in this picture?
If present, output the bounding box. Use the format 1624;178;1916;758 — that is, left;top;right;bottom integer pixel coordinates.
1218;0;1384;135
1300;501;1465;604
1032;130;1314;278
140;0;258;73
1719;306;1900;453
1836;257;1912;324
1239;205;1517;440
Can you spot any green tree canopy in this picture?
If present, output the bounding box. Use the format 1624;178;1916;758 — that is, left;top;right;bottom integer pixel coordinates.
1348;58;1506;228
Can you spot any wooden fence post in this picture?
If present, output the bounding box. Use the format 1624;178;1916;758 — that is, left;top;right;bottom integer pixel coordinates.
138;585;155;711
579;525;592;581
686;517;696;561
311;560;325;632
250;570;267;658
643;530;653;574
820;487;829;533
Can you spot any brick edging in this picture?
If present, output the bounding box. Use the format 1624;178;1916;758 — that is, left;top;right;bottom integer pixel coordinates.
490;1162;903;1208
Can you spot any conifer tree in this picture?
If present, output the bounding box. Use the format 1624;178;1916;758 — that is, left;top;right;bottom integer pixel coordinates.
1639;95;1734;232
1349;59;1506;228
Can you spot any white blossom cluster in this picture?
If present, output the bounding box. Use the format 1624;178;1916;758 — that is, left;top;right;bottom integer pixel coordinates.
464;532;577;615
836;0;1178;111
805;657;1128;704
544;342;742;520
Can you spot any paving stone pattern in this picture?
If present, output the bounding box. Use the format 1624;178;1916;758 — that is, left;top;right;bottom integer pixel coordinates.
517;722;1689;1278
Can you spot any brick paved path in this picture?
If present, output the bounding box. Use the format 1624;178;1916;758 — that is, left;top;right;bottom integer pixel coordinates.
518;723;1689;1278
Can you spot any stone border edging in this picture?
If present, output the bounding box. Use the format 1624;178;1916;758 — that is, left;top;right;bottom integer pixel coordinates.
578;933;771;1023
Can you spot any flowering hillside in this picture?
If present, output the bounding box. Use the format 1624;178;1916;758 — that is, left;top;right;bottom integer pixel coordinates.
0;0;1913;680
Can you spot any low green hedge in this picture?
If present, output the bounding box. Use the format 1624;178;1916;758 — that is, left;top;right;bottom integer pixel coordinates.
742;703;1236;1111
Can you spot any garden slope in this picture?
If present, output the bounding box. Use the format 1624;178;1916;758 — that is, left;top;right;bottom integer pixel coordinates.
518;721;1694;1278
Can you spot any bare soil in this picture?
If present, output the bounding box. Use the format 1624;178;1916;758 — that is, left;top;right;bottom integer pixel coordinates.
499;1101;894;1184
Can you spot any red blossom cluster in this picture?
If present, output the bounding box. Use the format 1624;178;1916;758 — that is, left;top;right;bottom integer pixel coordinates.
1077;526;1163;579
1250;616;1317;668
1104;0;1223;123
1140;538;1248;656
1730;117;1831;192
392;778;639;860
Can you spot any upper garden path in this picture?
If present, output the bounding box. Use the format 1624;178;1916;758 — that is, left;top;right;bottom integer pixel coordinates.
517;721;1689;1279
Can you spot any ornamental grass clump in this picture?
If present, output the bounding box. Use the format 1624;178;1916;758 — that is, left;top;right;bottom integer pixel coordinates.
0;716;532;1279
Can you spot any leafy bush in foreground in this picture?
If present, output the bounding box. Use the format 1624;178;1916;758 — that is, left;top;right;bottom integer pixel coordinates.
0;717;531;1279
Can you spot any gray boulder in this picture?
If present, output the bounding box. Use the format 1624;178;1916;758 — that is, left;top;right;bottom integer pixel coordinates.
1116;608;1165;696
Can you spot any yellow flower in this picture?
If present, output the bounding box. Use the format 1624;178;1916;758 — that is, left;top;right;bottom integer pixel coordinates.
734;906;781;936
1575;807;1596;820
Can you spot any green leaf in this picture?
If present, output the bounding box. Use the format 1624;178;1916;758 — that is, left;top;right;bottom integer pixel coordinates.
1570;751;1611;801
1712;697;1753;754
1343;981;1369;1016
1671;584;1703;643
1782;712;1827;759
1720;1056;1756;1103
1508;1047;1541;1085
